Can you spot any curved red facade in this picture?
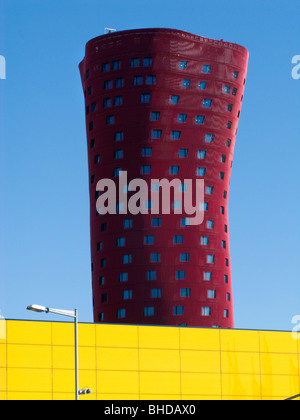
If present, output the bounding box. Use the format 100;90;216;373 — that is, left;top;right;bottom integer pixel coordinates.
79;28;249;328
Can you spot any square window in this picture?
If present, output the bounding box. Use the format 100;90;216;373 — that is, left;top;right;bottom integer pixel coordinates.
150;112;160;121
173;306;184;315
142;147;152;157
202;65;211;74
144;235;154;245
144;306;154;316
116;237;125;247
133;75;143;85
179;61;188;69
227;103;233;112
180;253;190;262
170;165;179;175
178;113;187;123
196;115;205;124
94;154;100;164
226;121;232;129
174;235;183;244
141;93;151;103
233;71;239;79
146;75;156;85
176;270;185;280
221;154;227;163
197;167;206;177
112;60;121;70
203;99;212;108
119;273;128;282
170;95;180;104
103;98;111;108
180;288;191;297
207;255;215;264
208;290;216;299
143;57;153;67
223;85;231;94
205;133;215;143
202;307;211;316
152;129;162;139
123;254;132;264
219;172;225;180
198;81;207;90
151;288;161;298
102;63;109;72
206;186;214;195
131;58;139;67
124;219;133;229
207;220;214;229
114;96;123;106
232;88;238;96
147;271;156;281
123;290;132;300
201;236;209;246
181;218;190;227
114;150;123;159
114;131;124;142
115;77;124;88
141;165;151;174
151;253;160;262
198;150;206;159
179;148;188;158
171;130;181;140
104;80;112;90
117;309;126;319
152;217;161;227
182;79;191;88
113;168;122;177
204;271;212;281
106;115;114;125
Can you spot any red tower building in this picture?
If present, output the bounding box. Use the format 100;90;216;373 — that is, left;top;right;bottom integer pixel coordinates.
79;28;249;328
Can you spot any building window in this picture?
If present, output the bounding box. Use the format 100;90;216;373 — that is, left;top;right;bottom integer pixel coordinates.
102;63;109;72
144;235;154;245
119;273;128;282
179;148;188;158
226;293;231;302
233;71;239;79
201;202;209;211
101;223;107;232
99;276;104;285
112;60;121;70
141;165;151;175
207;255;215;264
227;103;233;112
224;309;229;318
133;76;143;86
86;70;90;79
226;139;232;148
202;307;211;316
207;220;214;229
179;60;188;69
225;258;229;267
203;99;212;108
89;122;94;131
152;218;161;227
130;58;139;67
116;237;125;247
113;168;122;177
144;306;154;316
176;270;185;280
114;96;123;106
142;147;152;157
222;240;226;249
178;113;187;123
226;121;232;129
221;154;227;163
205;133;215;143
97;242;102;251
87;86;92;96
206;186;214;195
208;290;216;299
104;80;112;90
114;150;123;159
141;93;151;103
170;165;179;175
124;219;133;229
99;312;104;322
91;175;95;184
174;235;183;244
151;253;161;263
170;95;180;104
173;306;184;315
171;130;181;140
115;77;124;88
114;131;123;142
197;167;206;177
106;115;114;125
181;218;190;227
94;155;100;164
103;98;111;108
150;111;160;121
195;115;205;124
152;129;162;139
143;57;153;67
180;288;191;297
182;79;191;88
123;254;132;264
232;88;238;96
201;236;209;246
224;275;229;284
220;206;225;215
180;253;190;262
147;271;156;281
198;81;207;90
123;290;132;300
146;75;156;85
100;258;106;268
151;288;161;298
223;85;231;94
117;309;126;319
204;271;212;281
202;65;211;73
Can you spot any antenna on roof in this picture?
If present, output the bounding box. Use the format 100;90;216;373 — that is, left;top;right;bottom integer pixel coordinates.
105;28;117;34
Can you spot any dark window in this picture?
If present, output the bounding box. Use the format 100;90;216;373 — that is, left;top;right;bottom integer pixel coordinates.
173;306;184;315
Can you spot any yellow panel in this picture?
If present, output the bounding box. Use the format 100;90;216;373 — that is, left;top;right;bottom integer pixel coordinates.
7;344;52;369
0;319;6;343
6;321;52;345
7;368;52;392
140;395;181;400
139;372;181;395
220;329;260;353
0;368;6;391
259;331;298;354
261;374;300;399
78;323;96;347
96;324;138;348
260;353;299;375
0;344;6;367
139;326;180;349
221;352;260;375
180;327;220;351
53;369;74;393
181;372;221;396
97;347;139;371
97;371;139;394
79;347;96;370
0;392;7;400
52;346;74;369
224;396;261;401
139;349;180;372
221;373;261;398
52;322;74;346
181;350;220;374
53;393;76;401
97;393;140;400
7;392;53;400
182;395;222;400
78;369;97;393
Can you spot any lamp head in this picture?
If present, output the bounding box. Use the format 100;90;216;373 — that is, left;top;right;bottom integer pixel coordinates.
27;305;48;313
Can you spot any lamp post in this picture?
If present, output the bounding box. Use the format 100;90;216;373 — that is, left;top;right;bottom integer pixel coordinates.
27;304;79;400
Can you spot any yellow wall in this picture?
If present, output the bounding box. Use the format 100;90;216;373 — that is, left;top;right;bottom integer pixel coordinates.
0;320;299;400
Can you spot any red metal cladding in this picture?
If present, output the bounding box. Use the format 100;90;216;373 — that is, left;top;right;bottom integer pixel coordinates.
79;28;249;328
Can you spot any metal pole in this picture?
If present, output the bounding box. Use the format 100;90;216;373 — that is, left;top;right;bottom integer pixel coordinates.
74;309;79;400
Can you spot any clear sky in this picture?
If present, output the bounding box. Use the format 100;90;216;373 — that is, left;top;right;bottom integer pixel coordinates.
0;0;299;331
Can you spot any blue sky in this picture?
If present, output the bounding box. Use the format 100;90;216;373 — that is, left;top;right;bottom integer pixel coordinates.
0;0;299;331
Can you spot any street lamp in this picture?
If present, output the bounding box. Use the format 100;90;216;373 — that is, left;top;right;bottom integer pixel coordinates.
27;304;79;400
